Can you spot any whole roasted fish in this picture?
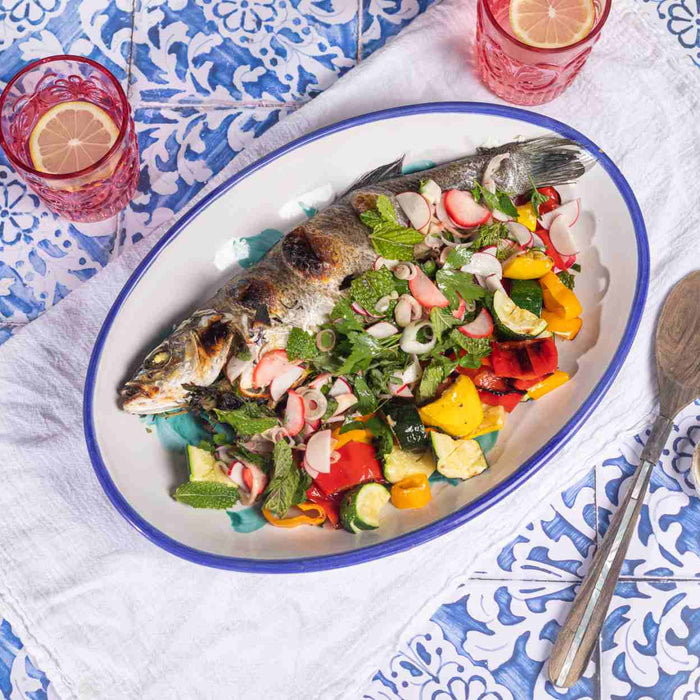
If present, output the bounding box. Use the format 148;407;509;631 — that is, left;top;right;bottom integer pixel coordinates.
120;137;594;414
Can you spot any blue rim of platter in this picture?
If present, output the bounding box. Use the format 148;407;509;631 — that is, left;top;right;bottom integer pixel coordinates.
84;102;650;574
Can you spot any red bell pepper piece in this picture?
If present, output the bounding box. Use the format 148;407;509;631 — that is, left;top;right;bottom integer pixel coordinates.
513;375;550;391
491;338;558;380
477;388;524;413
470;366;512;393
310;442;383;498
535;186;561;214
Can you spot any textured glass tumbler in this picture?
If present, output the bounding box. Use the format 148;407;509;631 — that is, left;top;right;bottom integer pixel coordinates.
475;0;611;106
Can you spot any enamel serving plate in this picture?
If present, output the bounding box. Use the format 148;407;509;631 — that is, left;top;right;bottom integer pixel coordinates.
84;103;649;573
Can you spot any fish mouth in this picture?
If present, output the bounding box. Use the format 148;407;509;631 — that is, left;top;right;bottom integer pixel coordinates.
119;381;180;414
120;382;148;400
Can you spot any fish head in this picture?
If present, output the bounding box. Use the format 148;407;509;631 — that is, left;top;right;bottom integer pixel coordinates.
120;310;237;414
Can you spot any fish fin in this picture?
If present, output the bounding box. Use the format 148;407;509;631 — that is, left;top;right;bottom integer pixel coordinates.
481;137;597;187
342;155;406;196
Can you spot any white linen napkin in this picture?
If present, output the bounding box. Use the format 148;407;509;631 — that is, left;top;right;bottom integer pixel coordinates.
1;1;699;698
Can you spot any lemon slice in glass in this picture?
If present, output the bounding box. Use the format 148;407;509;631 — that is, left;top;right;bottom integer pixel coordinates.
509;0;596;49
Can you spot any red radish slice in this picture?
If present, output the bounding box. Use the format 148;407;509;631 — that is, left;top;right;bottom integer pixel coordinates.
506;221;532;247
539;199;580;230
303;418;321;441
462;252;503;278
373;256;399;271
452;295;467;320
443;190;490;227
309;373;332;391
283;389;305;436
253;349;300;388
303;459;319;479
402;355;422;385
241;463;267;505
351;301;370;317
531;232;545;248
332;393;358;416
396;192;431;232
366;321;399;339
225;355;253;384
305;429;332;474
270;365;305;402
492;209;512;222
549;215;579;256
482;153;510;194
484;274;507;295
459;308;493;338
409;267;449;309
329;377;351;396
227;461;245;485
389;382;413;398
479;245;498;257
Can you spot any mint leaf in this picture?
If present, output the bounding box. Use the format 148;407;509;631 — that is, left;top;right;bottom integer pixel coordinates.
417;361;444;404
263;440;306;519
287;327;318;361
571;263;581;273
215;404;278;436
496;191;518;217
436;269;485;308
430;306;461;337
350;268;395;313
445;245;473;269
360;210;384;229
557;270;575;290
198;440;215;453
330;296;364;333
360;195;423;261
472;221;509;249
376;194;397;222
472;182;517;217
174;481;240;509
450;330;491;368
364;416;394;458
353;376;378;415
321;396;338;421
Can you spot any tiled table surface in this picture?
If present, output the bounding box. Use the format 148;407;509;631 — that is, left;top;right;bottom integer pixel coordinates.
1;0;700;698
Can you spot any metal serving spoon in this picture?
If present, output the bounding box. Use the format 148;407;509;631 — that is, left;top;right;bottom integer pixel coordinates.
549;270;700;687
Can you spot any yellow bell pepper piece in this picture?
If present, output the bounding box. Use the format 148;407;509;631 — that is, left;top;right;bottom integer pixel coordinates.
262;502;326;528
465;405;506;438
419;375;483;438
527;371;570;400
541;310;582;341
502;250;554;280
331;427;373;451
391;473;432;509
516;203;538;232
539;272;583;320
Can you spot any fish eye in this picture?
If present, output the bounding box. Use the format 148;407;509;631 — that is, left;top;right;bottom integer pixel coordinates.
145;349;171;369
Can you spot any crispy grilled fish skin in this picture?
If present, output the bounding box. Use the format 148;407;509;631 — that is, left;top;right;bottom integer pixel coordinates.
120;136;594;414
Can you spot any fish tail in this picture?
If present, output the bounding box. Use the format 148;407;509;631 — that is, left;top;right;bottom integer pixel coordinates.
483;136;597;187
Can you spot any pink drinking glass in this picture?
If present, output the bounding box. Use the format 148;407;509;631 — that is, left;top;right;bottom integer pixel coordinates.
0;56;140;223
475;0;611;106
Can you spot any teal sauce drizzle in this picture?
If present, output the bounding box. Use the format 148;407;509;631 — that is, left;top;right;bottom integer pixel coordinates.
239;228;283;268
299;203;318;218
228;508;267;533
140;413;210;454
402;159;436;175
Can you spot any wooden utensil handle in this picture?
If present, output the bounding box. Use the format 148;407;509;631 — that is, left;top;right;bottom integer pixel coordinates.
548;414;673;688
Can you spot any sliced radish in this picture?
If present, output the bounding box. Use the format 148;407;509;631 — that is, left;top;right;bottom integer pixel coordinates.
366;321;399;339
303;418;321;441
329;377;351;396
443;190;490;228
270;365;305;403
482;153;510;194
484;274;507;295
227;461;245;485
539;199;580;230
506;221;532;247
549;215;579;256
458;308;493;338
462;252;502;278
373;256;399;271
332;393;358;416
479;245;498;257
498;239;521;259
452;295;467;320
305;429;332;474
309;373;332;391
241;463;268;505
409;267;449;309
303;459;319;479
389;382;413;398
300;389;327;421
396;192;431;232
531;231;545;248
283;389;305;436
492;209;512;222
225;355;253;384
253;349;300;389
419;178;442;206
351;301;370;317
435;196;461;235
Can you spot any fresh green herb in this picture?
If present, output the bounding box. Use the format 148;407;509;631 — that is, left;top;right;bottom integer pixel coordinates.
263;440;309;519
213;432;229;446
339;419;366;434
174;481;240;510
336;331;395;375
557;271;576;290
364;416;395;458
236;345;252;361
232;444;269;471
420;260;437;277
360;195;424;261
496;238;515;261
214;404;278;436
571;263;582;273
417;355;458;404
529;176;549;216
470;182;518;217
435;269;486;309
329;296;364;333
471;221;509;249
496;191;518;217
286;327;319;361
445;245;473;269
430;306;461;337
197;439;215;453
350;268;395;313
321;396;339;421
353;376;378;415
450;330;491;368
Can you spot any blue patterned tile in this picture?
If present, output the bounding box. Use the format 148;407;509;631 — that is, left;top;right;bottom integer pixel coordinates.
597;401;700;579
600;580;700;699
119;105;293;249
361;0;437;58
470;468;597;581
0;618;51;699
366;580;595;699
129;0;358;104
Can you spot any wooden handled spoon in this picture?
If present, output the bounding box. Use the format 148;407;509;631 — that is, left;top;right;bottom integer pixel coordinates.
549;270;700;687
